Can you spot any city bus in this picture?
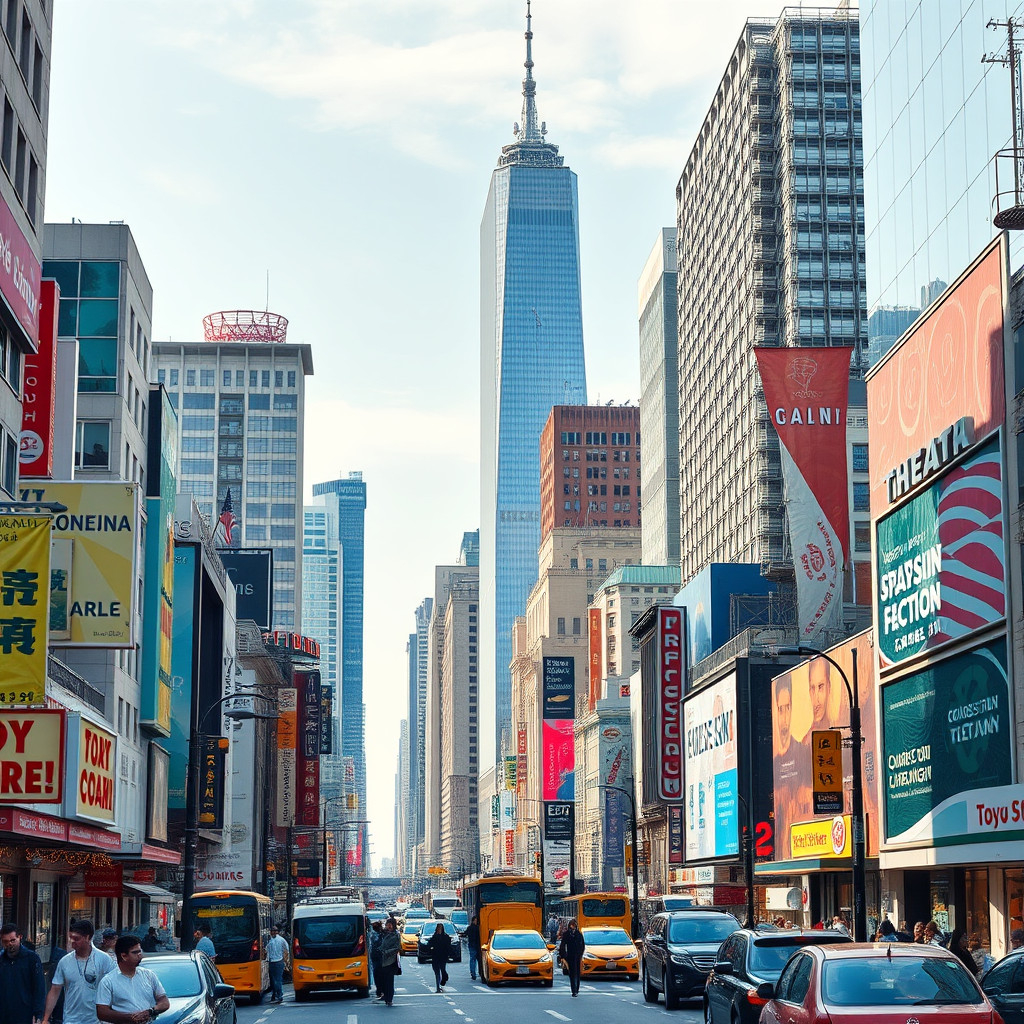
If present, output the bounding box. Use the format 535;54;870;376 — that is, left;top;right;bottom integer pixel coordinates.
554;892;631;934
190;890;272;1003
290;897;369;1001
462;874;545;945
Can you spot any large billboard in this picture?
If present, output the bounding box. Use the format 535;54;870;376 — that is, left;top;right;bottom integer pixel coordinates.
683;674;739;861
542;719;574;801
543;802;573;894
600;719;631;870
0;515;50;703
542;656;575;718
19;481;140;646
0;193;41;341
770;631;878;861
218;549;273;631
755;346;852;640
881;638;1012;847
0;709;65;804
168;546;196;810
875;434;1005;670
657;606;685;801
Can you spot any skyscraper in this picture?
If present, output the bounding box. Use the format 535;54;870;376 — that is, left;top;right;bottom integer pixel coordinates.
480;4;587;764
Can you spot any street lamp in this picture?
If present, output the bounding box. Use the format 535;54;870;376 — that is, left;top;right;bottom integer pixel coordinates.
598;778;640;940
776;644;865;942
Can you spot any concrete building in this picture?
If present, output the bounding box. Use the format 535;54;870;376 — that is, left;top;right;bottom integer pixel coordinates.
539;404;640;541
153;310;313;631
638;228;680;567
395;719;411;878
480;6;587;767
409;597;432;856
0;0;51;495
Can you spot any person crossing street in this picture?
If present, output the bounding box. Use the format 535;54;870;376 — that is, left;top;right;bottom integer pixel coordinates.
558;919;585;997
266;927;288;1003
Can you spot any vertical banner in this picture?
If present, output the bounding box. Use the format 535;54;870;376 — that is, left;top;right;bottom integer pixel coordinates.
543;802;573;893
588;608;602;712
19;279;58;478
198;737;227;829
668;805;684;865
516;725;528;798
276;688;297;826
811;730;843;815
755;346;852;641
168;546;196;810
319;685;333;755
657;607;685;801
296;670;321;827
504;755;518;791
0;515;50;703
542;720;575;800
542;657;575;718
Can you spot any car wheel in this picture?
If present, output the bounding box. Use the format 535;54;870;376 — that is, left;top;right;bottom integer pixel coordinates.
294;988;310;1003
356;987;370;999
249;991;263;1006
544;978;553;988
664;974;680;1011
703;998;713;1024
642;963;659;1003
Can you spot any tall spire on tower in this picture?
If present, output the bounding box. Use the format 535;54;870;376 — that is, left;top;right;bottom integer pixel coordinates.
519;0;542;143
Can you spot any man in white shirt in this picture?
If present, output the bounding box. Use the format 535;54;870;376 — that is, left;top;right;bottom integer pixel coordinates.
95;937;168;1024
266;927;289;1003
42;921;115;1024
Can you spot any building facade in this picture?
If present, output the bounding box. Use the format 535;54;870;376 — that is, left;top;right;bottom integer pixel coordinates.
480;6;587;765
410;597;432;854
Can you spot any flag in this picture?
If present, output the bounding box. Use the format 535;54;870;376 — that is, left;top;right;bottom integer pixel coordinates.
214;490;237;548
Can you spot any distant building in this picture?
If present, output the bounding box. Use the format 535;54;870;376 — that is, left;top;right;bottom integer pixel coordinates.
409;597;433;854
867;304;919;366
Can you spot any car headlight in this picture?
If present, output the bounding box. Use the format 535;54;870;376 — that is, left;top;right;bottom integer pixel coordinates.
670;953;693;966
583;952;599;961
539;953;553;963
490;954;507;963
624;950;638;960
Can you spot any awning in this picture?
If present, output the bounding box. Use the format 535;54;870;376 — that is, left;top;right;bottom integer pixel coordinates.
123;882;178;903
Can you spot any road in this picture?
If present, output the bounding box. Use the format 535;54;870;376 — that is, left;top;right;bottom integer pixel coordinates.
234;956;705;1024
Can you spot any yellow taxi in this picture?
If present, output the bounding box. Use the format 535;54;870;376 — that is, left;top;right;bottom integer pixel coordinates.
482;928;554;987
570;926;640;981
400;921;425;955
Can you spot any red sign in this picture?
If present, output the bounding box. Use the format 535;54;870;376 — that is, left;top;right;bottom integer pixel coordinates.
0;195;40;342
504;829;515;864
516;726;527;798
657;607;684;801
588;608;602;712
0;708;66;804
85;863;123;898
141;843;181;864
68;822;121;851
0;807;67;840
295;669;321;827
132;869;156;884
19;279;57;476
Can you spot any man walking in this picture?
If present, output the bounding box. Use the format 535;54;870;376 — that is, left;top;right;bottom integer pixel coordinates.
558;919;585;998
192;925;215;961
546;914;559;944
378;919;401;1008
266;927;288;1003
0;923;46;1024
95;936;169;1024
42;921;114;1024
465;916;481;982
93;934;116;964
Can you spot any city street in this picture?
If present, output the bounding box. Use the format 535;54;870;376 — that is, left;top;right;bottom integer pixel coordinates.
235;957;704;1024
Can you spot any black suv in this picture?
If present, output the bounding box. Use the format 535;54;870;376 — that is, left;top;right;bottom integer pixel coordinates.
641;910;740;1008
704;928;852;1024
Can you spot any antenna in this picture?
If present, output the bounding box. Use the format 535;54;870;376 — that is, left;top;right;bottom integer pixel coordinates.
266;270;270;312
985;18;1024;228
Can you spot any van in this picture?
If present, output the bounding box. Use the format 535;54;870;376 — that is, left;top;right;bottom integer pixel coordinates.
291;898;369;1001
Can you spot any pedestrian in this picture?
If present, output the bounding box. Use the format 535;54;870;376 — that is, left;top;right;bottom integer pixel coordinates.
426;924;450;993
378;919;401;1008
42;921;115;1024
95;936;169;1024
546;914;559;944
913;921;926;943
0;923;46;1024
876;919;898;941
1011;928;1024;950
465;916;481;982
94;933;117;964
266;926;288;1004
831;915;850;936
193;924;216;961
558;918;585;998
369;922;384;999
139;931;157;956
923;921;945;947
948;928;980;976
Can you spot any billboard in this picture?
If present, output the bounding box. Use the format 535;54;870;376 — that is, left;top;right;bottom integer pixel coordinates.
19;279;58;477
0;514;50;703
770;631;878;860
881;638;1012;847
600;720;630;870
0;709;65;803
168;546;196;810
147;744;169;843
198;737;227;830
542;719;574;801
64;714;116;824
683;674;738;861
543;802;573;893
218;549;273;631
18;481;140;646
657;607;685;801
668;806;684;865
875;434;1005;670
542;656;575;718
755;346;852;640
0;193;41;341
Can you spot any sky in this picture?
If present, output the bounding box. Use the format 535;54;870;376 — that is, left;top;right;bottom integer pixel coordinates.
45;0;771;867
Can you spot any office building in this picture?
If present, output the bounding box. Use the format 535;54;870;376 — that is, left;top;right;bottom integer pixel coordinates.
638;228;680;566
0;0;51;495
866;304;919;366
409;596;432;855
395;719;411;877
676;10;868;620
480;5;587;765
153;310;313;630
539;404;640;542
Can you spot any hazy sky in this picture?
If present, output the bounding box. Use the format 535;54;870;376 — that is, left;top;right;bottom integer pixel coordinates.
46;0;766;865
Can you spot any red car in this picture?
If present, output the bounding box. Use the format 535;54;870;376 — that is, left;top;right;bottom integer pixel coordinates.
757;942;1002;1024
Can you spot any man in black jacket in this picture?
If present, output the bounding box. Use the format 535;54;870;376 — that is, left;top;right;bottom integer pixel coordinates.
466;916;481;982
558;919;585;997
0;923;46;1024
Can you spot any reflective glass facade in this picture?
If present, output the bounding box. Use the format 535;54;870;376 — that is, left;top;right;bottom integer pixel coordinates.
861;0;1024;362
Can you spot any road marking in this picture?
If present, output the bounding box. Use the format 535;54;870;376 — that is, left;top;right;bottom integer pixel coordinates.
453;1010;465;1016
546;1012;571;1021
347;1016;358;1024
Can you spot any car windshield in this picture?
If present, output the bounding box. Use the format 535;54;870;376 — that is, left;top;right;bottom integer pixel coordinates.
450;912;468;927
420;923;457;939
402;924;421;934
583;928;632;945
749;937;851;975
668;917;739;944
493;932;546;950
821;957;983;1006
144;959;203;997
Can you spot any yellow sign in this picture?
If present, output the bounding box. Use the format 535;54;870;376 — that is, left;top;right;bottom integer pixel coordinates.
19;482;139;647
72;716;116;823
196;907;244;918
0;515;50;703
0;709;65;803
790;815;852;860
811;730;844;815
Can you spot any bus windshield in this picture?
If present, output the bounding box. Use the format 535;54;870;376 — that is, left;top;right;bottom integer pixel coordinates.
191;896;260;964
475;881;544;907
294;914;363;959
581;898;627;918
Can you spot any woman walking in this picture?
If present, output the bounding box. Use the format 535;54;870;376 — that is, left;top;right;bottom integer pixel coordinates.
426;923;451;992
369;921;384;1000
558;918;585;997
378;918;402;1007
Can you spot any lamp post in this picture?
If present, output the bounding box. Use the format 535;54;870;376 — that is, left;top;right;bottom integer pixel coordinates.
777;644;865;942
598;778;640;940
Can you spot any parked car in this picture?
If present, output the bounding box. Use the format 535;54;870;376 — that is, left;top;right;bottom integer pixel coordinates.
481;929;555;987
641;910;741;1008
756;942;998;1024
143;951;236;1024
449;910;469;938
704;928;852;1024
981;946;1024;1023
417;920;462;964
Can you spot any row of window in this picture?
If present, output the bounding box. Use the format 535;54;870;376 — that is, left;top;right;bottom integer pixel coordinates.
158;367;297;390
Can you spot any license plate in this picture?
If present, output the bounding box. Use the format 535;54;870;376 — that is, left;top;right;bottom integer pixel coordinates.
322;974;339;982
516;965;530;975
605;963;618;970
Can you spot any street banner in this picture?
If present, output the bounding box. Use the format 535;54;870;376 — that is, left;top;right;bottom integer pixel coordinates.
657;607;685;801
542;656;574;718
504;755;517;791
542;719;574;801
755;346;852;640
588;609;602;712
0;193;40;340
0;708;65;803
296;670;321;827
600;722;630;869
516;725;527;798
0;515;50;702
19;279;58;478
198;737;227;829
811;730;843;816
276;687;297;826
320;685;333;754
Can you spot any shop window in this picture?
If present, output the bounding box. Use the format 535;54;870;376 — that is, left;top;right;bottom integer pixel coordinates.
965;868;990;967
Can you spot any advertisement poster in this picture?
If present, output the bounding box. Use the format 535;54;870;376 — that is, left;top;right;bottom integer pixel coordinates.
218;549;273;631
19;279;58;478
542;719;575;801
882;639;1012;847
296;669;322;827
0;709;65;804
668;806;684;865
198;737;227;829
0;515;50;702
683;675;738;860
875;436;1005;669
64;714;116;824
657;606;685;801
543;802;573;893
771;631;878;860
167;546;195;810
755;346;852;640
542;656;575;718
589;608;602;712
276;688;297;827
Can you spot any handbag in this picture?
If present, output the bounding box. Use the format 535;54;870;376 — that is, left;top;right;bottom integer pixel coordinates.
394;958;402;975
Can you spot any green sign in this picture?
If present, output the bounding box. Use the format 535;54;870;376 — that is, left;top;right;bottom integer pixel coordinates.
875;437;1004;669
882;639;1011;845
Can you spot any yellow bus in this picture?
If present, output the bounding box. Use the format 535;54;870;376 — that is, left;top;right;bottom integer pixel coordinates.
190;890;272;1003
554;892;631;934
462;874;545;946
291;897;369;1001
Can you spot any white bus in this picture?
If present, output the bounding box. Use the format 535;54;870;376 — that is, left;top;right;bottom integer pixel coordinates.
425;889;461;919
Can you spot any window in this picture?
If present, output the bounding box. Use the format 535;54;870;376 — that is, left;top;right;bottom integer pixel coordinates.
170;369;179;387
249;370;258;388
572;617;581;635
2;430;15;495
273;394;297;410
853;481;869;511
223;370;231;387
200;369;215;387
182;393;215;409
557;617;565;636
186;369;196;386
261;370;270;388
182;437;213;453
248;393;270;409
0;97;11;174
235;369;244;388
246;503;268;520
271;503;294;518
854;522;870;552
287;370;296;387
852;443;868;473
157;369;166;384
274;370;283;387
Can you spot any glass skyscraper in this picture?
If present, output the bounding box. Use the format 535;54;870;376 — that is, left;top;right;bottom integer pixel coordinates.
480;6;587;763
